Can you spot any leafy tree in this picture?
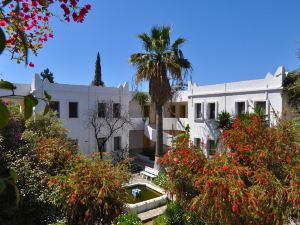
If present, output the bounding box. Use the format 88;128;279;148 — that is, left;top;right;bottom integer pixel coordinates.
1;111;77;225
283;69;300;113
130;26;191;169
160;115;300;225
91;52;104;86
40;68;54;83
51;154;130;225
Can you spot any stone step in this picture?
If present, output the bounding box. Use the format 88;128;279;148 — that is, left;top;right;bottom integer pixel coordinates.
138;205;167;222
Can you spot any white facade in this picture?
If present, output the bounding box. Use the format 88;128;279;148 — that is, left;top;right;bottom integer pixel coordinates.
0;66;287;156
187;66;286;155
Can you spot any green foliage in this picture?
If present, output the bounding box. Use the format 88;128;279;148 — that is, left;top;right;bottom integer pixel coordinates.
50;219;66;225
154;172;168;188
0;28;5;55
23;111;68;141
1;111;76;225
0;81;50;128
161;115;300;225
291;116;300;144
52;154;130;225
165;202;185;225
40;68;55;83
0;80;16;90
0;102;10;129
216;111;232;129
91;52;104;86
116;213;143;225
283;69;300;113
24;94;38;120
153;202;205;225
130;26;192;107
133;92;149;114
153;215;168;225
130;26;192;165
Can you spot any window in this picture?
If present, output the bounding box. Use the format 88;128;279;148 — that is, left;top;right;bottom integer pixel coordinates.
179;105;186;118
170;105;176;118
49;101;60;117
207;140;217;155
236;102;245;115
114;136;121;150
195;103;202;119
98;137;106;152
113;103;121;118
208;103;216;120
98;103;106;118
69;102;78;118
255;101;266;114
143;105;150;118
194;138;201;148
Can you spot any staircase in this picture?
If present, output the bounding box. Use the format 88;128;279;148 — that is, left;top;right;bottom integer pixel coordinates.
143;120;174;146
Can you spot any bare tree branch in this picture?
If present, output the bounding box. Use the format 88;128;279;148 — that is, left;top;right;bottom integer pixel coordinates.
86;100;132;159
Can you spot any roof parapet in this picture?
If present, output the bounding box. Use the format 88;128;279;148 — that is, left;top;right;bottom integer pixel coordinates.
274;66;285;77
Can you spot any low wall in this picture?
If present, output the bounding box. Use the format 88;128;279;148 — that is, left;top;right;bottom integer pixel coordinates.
125;182;168;214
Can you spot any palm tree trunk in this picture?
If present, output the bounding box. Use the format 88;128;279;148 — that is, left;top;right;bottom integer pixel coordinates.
154;104;163;170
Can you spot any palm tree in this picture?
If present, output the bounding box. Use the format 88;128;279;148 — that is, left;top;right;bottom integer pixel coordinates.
129;26;192;169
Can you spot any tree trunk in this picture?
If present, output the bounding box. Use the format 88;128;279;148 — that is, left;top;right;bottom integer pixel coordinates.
154;104;163;170
96;138;103;159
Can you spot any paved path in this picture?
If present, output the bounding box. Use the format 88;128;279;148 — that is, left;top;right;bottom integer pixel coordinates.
138;205;167;222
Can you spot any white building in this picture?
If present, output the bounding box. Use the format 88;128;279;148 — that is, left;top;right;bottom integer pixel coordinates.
188;66;286;156
0;66;287;157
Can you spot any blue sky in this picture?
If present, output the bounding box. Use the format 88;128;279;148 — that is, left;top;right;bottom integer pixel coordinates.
1;0;300;90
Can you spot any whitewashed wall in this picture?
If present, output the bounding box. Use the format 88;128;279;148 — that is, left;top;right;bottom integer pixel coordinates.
31;75;131;154
187;66;286;155
0;66;287;157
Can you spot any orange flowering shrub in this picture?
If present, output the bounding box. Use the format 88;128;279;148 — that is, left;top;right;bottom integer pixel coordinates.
50;154;130;225
160;115;300;225
34;137;77;175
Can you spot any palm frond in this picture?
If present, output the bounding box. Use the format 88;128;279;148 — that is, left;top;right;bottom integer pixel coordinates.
130;25;192;101
172;37;185;50
138;33;152;52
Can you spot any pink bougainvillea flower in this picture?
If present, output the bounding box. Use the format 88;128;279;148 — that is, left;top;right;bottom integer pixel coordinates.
0;20;6;26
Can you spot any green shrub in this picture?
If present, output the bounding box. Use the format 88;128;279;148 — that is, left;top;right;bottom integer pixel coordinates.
154;172;168;188
1;112;77;225
50;219;66;225
153;215;168;225
216;111;232;129
52;154;130;225
116;213;143;225
165;202;185;225
154;202;205;225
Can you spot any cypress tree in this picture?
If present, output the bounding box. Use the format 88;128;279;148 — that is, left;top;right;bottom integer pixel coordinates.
92;52;104;86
